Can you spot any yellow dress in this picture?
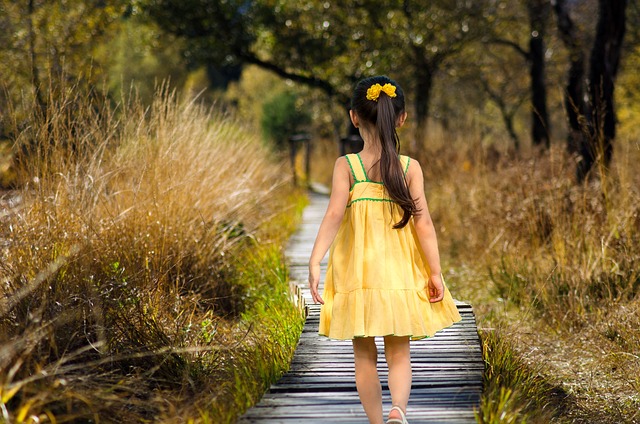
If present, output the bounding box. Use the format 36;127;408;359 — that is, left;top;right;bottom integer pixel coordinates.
319;153;462;340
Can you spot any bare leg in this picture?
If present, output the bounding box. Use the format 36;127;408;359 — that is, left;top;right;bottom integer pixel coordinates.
353;337;384;424
384;336;411;421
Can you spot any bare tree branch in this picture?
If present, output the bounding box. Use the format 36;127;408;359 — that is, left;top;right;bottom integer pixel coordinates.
485;38;530;60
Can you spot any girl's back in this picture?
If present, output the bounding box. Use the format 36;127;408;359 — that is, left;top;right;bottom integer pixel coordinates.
318;152;461;340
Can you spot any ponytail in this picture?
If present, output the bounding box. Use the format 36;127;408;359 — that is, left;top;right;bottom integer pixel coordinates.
351;75;418;229
377;96;417;228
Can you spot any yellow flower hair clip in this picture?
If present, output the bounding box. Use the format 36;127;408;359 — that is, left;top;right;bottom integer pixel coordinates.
366;83;397;101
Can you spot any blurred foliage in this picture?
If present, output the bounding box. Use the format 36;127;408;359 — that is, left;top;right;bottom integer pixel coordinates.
0;1;127;122
224;65;290;130
141;0;638;155
261;90;311;149
96;17;188;105
0;0;637;154
620;0;639;119
143;0;494;146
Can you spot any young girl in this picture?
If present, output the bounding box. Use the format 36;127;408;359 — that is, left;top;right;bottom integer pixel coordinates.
308;76;462;424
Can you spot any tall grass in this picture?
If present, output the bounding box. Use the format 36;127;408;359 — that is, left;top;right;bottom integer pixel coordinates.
411;129;640;422
0;86;305;422
476;329;570;424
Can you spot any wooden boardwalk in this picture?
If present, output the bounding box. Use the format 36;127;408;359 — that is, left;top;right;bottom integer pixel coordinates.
240;192;484;423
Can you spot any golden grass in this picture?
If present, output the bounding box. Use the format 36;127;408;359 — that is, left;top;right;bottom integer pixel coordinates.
0;86;305;422
306;123;640;421
416;131;640;422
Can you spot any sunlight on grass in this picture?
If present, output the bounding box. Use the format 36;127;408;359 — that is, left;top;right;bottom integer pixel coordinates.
418;130;640;422
0;85;305;422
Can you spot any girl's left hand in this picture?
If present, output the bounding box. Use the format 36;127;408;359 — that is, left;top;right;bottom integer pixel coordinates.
428;273;444;303
309;263;324;304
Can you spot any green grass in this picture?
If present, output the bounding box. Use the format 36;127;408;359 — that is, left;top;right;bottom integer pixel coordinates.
476;329;571;424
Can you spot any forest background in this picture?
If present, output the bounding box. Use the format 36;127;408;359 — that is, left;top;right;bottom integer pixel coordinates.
0;0;639;423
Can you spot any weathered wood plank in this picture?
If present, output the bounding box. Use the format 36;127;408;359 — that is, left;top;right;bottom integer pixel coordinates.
239;192;484;423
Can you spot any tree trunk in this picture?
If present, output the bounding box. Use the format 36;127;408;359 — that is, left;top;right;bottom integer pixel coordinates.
412;62;435;155
503;111;520;151
528;0;551;148
479;76;521;151
28;0;46;115
577;0;627;181
554;0;587;154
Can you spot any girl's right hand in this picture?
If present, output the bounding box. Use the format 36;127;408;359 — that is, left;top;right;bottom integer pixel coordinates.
428;273;444;303
309;263;324;304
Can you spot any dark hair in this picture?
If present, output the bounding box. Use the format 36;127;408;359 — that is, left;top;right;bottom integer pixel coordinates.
351;75;418;229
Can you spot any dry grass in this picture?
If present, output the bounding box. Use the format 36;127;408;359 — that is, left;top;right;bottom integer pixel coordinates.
307;123;640;422
0;85;305;422
415;130;640;422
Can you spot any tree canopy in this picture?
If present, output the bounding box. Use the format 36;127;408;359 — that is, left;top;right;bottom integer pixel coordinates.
143;0;492;149
0;0;637;176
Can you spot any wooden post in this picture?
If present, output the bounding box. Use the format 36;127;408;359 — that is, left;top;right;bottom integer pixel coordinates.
289;138;298;186
304;138;311;188
339;134;363;155
289;134;312;187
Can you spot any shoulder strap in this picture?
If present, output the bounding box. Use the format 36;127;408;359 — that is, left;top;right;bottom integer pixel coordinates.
399;155;410;176
345;154;367;182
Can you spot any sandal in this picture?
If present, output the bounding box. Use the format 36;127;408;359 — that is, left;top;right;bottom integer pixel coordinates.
386;405;408;424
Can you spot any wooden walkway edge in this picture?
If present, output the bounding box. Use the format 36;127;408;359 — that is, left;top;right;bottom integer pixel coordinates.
239;192;484;423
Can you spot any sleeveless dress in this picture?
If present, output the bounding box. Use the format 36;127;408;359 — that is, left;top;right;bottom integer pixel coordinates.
319;153;462;340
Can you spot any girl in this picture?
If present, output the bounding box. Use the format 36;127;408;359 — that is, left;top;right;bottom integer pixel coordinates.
308;76;462;424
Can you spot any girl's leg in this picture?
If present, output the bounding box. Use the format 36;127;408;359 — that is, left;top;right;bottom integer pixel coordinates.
383;336;412;420
352;337;384;424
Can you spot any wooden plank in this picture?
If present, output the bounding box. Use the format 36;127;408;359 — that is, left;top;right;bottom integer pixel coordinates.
239;192;484;423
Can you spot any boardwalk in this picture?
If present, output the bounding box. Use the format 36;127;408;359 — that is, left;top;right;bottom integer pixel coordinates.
240;193;484;423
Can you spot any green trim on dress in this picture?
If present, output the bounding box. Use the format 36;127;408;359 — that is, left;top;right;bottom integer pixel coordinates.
352;180;383;187
355;153;372;182
318;332;432;341
345;155;357;182
347;197;395;207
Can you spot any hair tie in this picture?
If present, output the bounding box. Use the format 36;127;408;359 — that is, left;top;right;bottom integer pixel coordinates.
366;83;397;102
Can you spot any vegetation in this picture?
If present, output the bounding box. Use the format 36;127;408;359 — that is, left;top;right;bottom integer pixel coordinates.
1;0;639;422
261;90;310;150
0;87;305;422
415;133;640;422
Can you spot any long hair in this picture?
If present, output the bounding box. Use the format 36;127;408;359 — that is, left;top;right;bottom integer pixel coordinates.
351;76;418;229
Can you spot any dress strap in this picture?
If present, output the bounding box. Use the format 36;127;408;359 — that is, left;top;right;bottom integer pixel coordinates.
399;155;410;176
345;154;367;182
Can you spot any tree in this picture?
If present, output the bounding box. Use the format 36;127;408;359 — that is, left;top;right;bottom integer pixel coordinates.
478;66;527;150
485;0;552;148
261;90;310;150
144;0;489;151
143;0;345;101
385;1;488;150
528;0;551;148
553;0;587;154
0;0;127;129
577;0;627;180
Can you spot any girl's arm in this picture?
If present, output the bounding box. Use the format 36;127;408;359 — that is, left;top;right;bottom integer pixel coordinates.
407;159;445;302
308;157;351;304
